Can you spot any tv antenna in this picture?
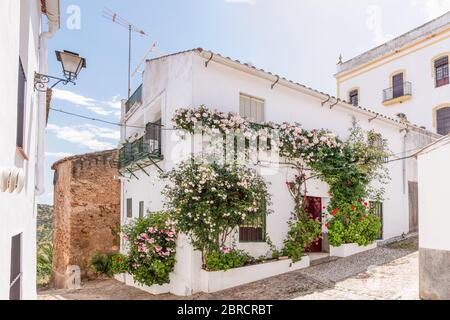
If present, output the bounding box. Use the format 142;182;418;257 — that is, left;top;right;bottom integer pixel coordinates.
102;7;148;99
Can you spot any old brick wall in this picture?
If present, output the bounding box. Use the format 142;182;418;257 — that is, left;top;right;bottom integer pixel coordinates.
51;150;120;288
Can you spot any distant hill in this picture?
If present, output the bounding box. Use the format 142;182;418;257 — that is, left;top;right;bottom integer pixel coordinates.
37;204;53;244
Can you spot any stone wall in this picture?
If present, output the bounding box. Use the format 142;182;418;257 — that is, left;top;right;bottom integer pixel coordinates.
51;150;120;288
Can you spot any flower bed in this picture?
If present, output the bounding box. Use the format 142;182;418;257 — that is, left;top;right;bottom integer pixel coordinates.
200;256;310;293
329;242;377;258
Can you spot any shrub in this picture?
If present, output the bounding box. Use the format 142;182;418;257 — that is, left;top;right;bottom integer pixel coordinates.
89;252;115;276
283;218;322;262
204;248;252;271
110;253;129;275
327;200;382;247
37;243;53;287
122;212;177;286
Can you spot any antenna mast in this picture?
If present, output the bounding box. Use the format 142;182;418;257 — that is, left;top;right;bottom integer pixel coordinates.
102;7;148;99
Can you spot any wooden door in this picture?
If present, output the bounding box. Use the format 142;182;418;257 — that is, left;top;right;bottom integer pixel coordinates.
304;197;322;253
392;73;404;98
408;181;419;233
9;234;22;300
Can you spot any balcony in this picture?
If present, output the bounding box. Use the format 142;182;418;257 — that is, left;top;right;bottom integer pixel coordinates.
118;122;163;174
383;82;412;106
125;84;143;114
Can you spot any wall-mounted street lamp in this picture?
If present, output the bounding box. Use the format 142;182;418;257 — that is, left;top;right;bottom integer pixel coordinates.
34;50;86;92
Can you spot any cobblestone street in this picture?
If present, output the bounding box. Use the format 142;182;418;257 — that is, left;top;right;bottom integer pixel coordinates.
39;237;418;300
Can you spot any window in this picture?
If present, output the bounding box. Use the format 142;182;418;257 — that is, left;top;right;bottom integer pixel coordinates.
436;107;450;135
349;89;359;106
9;234;22;300
139;201;144;218
392;72;404;99
369;202;383;240
17;58;26;149
239;200;266;243
435;56;449;88
126;198;133;218
239;94;265;123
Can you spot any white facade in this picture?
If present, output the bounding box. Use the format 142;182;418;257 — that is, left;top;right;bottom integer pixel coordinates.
119;49;438;295
0;0;59;300
417;135;450;299
336;12;450;134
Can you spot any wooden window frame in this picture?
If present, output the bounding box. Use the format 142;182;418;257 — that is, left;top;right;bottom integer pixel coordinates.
349;89;359;106
239;200;267;243
435;56;449;88
369;202;383;240
436;107;450;136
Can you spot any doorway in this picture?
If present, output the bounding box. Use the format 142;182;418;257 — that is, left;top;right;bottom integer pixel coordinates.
9;233;22;300
304;197;323;253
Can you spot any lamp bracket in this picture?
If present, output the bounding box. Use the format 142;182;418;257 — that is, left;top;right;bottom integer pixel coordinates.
34;72;76;92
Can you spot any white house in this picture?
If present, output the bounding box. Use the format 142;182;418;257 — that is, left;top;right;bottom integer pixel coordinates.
0;0;60;300
417;134;450;300
118;48;439;296
336;12;450;135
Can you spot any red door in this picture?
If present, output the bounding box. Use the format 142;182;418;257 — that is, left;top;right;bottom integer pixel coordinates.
304;197;322;253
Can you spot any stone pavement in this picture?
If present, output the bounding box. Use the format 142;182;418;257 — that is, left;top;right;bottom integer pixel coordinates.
39;236;418;300
295;252;419;300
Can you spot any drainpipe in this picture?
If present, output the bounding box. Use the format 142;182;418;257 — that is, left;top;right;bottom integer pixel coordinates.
402;129;408;195
36;0;60;196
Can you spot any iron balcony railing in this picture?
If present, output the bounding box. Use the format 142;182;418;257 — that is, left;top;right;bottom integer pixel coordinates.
119;122;162;169
125;84;143;114
383;82;412;103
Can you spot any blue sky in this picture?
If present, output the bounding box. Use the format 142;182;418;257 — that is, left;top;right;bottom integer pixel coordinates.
38;0;450;204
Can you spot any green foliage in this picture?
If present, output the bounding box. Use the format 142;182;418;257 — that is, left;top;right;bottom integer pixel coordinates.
110;253;129;275
89;252;115;276
283;217;322;262
327;200;382;247
122;212;177;286
37;243;53;288
204;249;252;272
163;159;271;256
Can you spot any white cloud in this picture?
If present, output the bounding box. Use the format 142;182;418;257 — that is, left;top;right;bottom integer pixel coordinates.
47;123;118;151
411;0;450;20
224;0;255;4
366;5;394;45
45;152;74;158
52;89;122;117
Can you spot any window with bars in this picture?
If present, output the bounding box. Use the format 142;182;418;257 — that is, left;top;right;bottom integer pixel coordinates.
17;58;26;149
435;56;449;88
349;89;359;106
369;202;383;240
126;198;133;218
239;94;265;124
139;201;144;218
436;107;450;136
239;200;267;243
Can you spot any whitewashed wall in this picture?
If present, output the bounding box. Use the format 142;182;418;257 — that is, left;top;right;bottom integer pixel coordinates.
337;32;450;133
0;0;46;300
418;140;450;252
122;51;429;256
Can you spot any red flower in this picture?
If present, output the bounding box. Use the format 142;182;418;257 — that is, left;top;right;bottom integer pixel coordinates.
351;206;355;211
331;208;338;216
364;202;368;207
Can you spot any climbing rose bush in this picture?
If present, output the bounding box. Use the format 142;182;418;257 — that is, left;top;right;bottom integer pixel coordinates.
121;212;177;286
163;159;271;256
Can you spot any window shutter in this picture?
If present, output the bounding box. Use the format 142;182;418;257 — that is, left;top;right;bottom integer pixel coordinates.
139;201;144;218
17;59;26;148
126;198;133;218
